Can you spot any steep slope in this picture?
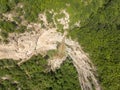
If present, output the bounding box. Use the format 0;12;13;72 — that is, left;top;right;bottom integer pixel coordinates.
0;10;101;90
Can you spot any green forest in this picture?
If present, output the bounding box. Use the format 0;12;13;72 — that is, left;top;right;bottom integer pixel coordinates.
0;0;120;90
0;55;80;90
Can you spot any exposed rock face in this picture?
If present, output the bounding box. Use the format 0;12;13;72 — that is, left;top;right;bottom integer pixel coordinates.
0;28;61;60
57;10;70;29
0;10;101;90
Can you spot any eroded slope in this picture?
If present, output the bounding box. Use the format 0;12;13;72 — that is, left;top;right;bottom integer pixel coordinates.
0;4;101;90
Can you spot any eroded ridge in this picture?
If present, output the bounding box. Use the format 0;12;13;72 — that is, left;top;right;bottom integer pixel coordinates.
65;40;101;90
0;10;101;90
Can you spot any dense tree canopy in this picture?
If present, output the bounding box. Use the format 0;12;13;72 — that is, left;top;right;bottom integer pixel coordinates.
0;56;80;90
0;0;120;90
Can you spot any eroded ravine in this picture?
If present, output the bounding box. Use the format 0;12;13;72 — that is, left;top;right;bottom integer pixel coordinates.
0;10;101;90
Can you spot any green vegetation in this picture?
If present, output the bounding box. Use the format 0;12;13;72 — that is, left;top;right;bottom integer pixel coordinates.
0;0;19;13
0;55;80;90
0;20;26;41
0;20;17;33
0;0;120;90
69;0;120;90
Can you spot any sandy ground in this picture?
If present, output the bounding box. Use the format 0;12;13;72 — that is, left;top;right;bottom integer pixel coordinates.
0;10;101;90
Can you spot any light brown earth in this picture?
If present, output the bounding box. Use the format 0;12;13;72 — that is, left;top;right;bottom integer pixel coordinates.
0;10;101;90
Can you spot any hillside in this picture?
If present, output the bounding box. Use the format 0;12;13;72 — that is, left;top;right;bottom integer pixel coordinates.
0;0;120;90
